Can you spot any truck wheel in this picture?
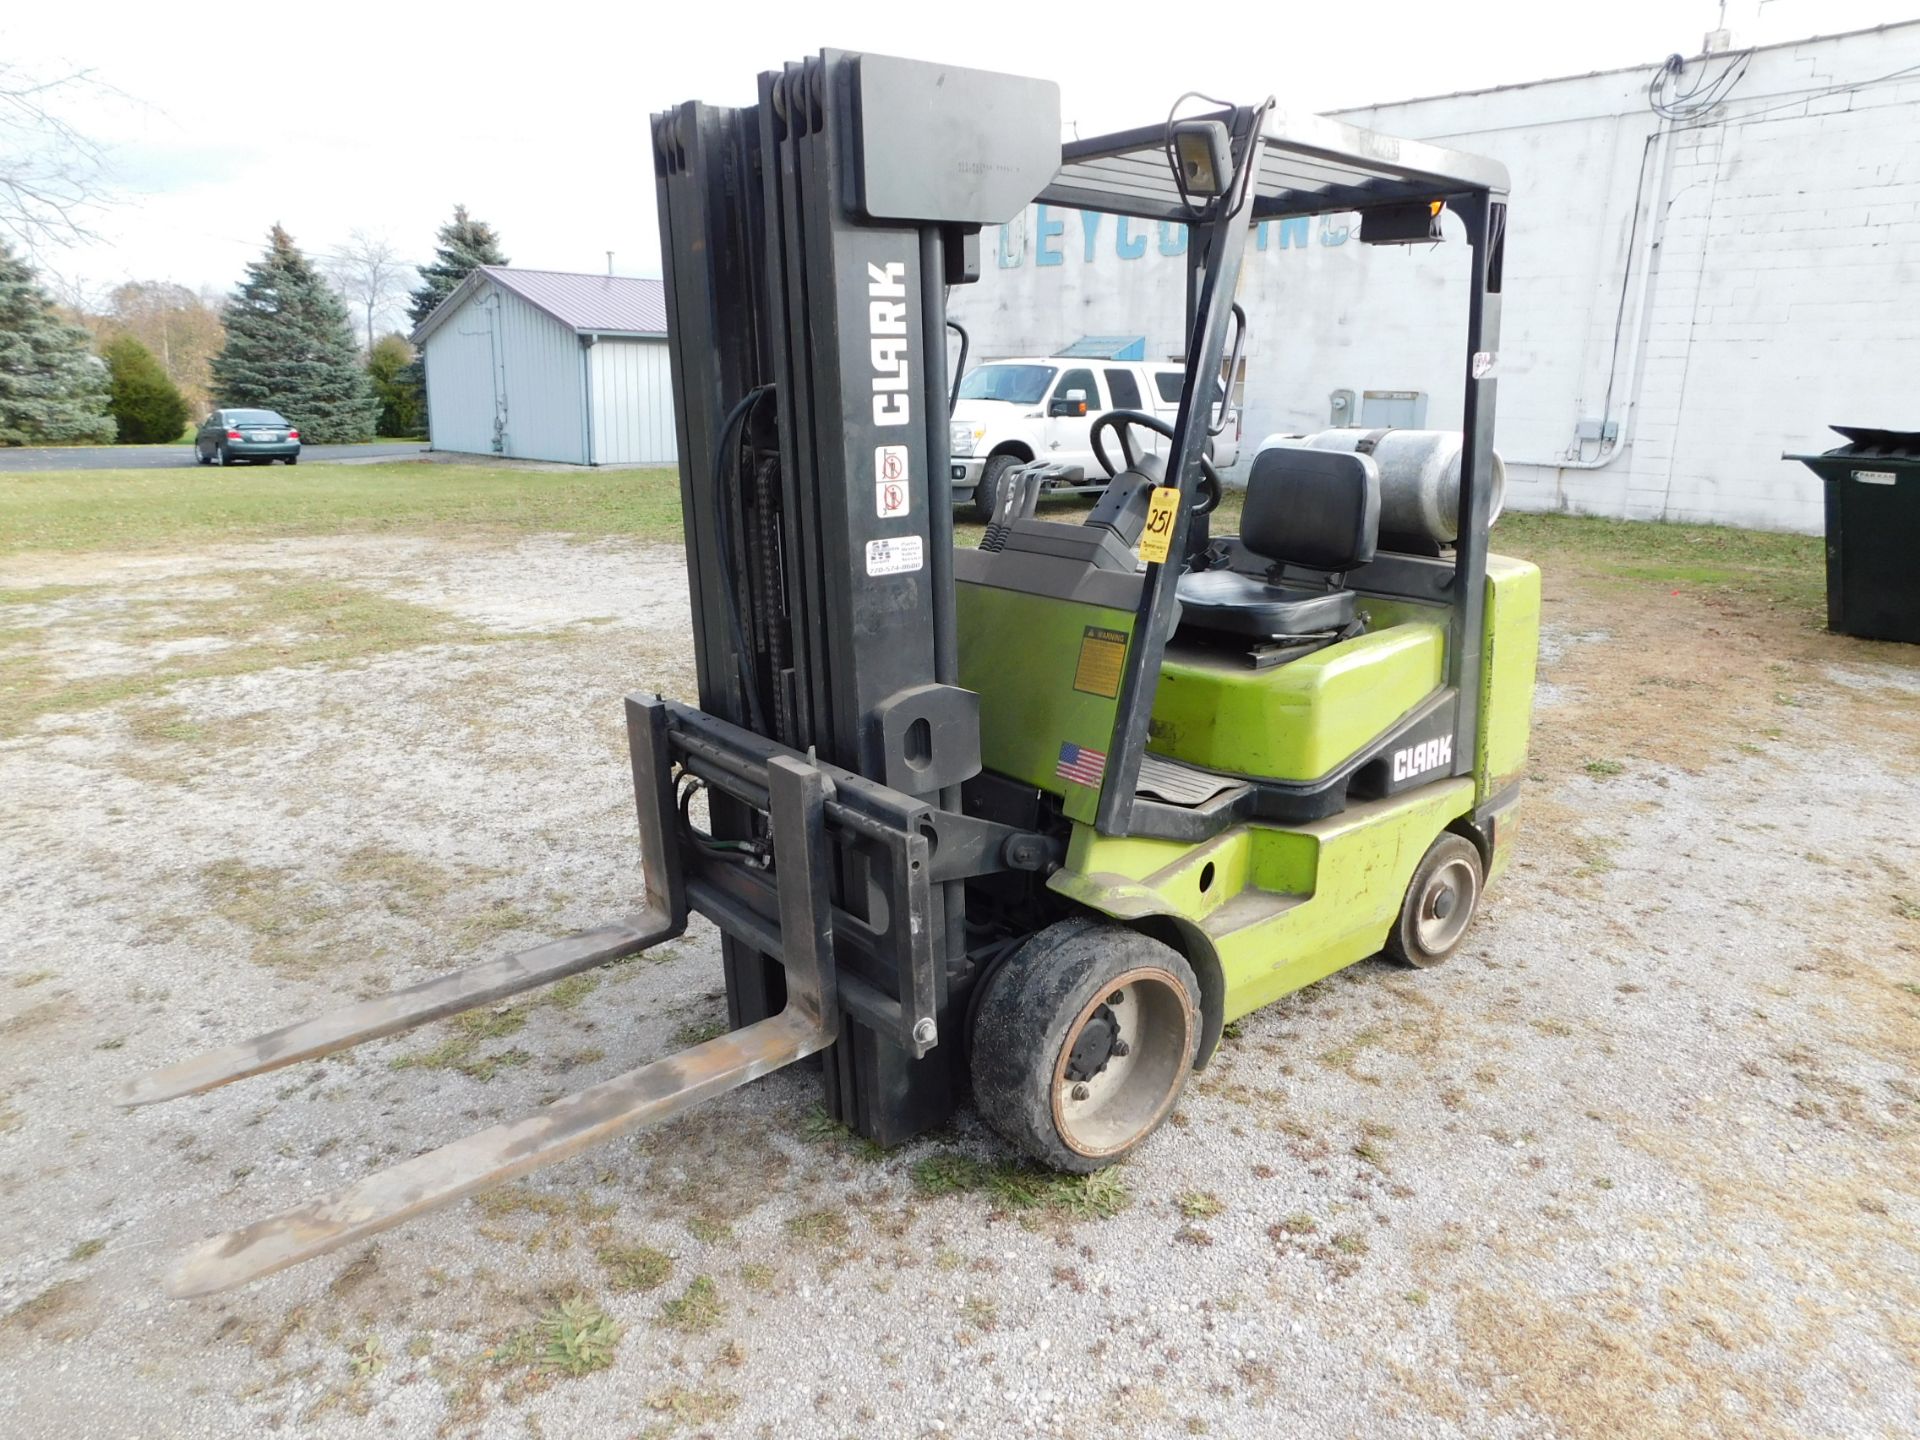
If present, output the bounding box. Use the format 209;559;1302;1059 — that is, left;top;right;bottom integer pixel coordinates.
972;454;1020;521
971;920;1199;1173
1385;832;1483;968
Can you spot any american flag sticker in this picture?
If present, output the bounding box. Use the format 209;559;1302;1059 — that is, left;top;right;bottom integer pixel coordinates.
1056;741;1107;789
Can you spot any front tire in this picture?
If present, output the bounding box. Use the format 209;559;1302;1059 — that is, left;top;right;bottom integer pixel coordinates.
971;454;1021;522
1385;832;1484;968
971;919;1199;1173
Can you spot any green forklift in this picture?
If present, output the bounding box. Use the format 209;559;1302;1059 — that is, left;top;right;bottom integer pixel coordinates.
120;50;1537;1292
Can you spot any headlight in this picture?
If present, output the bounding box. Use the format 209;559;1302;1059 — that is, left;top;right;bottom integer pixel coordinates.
949;420;975;457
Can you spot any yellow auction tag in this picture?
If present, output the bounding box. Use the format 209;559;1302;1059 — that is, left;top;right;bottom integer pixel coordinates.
1137;486;1181;565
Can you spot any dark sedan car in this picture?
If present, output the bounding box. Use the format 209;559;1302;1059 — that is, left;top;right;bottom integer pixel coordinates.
194;409;301;465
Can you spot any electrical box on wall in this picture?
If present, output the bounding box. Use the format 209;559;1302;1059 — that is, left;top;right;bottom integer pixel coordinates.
1361;390;1428;428
1576;418;1620;442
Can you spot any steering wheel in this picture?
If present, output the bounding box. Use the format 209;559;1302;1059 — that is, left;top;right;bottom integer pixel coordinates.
1088;409;1222;515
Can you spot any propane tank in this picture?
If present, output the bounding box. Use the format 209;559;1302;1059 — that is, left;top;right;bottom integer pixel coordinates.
1257;429;1507;549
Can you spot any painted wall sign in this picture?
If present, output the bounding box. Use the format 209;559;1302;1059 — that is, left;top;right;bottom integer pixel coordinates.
995;206;1351;269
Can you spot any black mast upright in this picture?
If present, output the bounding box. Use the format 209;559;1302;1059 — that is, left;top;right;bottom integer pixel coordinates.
653;51;1059;1140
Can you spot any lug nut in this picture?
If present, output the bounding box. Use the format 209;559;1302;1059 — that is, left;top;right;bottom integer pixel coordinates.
1071;1083;1090;1101
1111;1040;1130;1058
1107;991;1124;1006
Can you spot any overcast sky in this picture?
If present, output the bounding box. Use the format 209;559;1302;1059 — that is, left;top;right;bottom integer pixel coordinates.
8;0;1916;328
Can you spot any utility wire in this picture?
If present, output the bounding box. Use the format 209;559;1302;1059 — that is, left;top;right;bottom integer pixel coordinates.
1648;49;1752;121
1688;61;1920;128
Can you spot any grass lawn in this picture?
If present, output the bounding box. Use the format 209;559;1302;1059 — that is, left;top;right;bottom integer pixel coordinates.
0;457;1826;621
0;461;685;554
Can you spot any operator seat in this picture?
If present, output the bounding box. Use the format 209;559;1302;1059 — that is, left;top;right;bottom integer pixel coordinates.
1174;446;1381;637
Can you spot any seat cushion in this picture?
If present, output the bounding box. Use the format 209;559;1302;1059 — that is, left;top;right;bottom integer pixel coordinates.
1175;568;1356;637
1242;446;1380;572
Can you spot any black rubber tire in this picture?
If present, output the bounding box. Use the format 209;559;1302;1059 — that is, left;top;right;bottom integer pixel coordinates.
194;449;211;465
1384;831;1484;969
212;445;228;466
971;918;1200;1174
284;455;298;466
971;453;1021;522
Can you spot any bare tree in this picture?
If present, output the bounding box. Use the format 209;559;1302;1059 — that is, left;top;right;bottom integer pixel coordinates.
324;230;413;353
82;280;227;417
0;63;113;254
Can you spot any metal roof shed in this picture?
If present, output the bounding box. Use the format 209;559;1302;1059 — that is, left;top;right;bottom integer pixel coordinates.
411;267;676;466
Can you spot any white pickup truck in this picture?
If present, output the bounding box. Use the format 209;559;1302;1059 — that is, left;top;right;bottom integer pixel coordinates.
947;356;1241;517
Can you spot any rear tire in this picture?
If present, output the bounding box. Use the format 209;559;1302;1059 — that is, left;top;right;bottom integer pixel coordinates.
284;455;298;466
971;919;1199;1173
971;453;1021;522
1385;832;1484;968
212;446;228;466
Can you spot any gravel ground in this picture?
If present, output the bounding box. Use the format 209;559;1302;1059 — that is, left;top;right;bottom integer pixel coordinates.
2;531;1918;1439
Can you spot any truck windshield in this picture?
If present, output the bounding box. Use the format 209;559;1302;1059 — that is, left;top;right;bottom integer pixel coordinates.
957;364;1056;405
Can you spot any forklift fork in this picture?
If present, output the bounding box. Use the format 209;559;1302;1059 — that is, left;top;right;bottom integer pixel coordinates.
119;706;841;1297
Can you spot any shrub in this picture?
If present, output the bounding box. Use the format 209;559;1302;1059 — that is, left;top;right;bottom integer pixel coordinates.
104;336;190;443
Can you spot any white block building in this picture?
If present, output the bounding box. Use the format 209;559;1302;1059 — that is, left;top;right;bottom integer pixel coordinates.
413;268;676;466
951;22;1920;531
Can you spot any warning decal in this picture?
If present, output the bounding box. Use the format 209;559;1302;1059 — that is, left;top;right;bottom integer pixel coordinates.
875;444;912;517
1073;626;1128;698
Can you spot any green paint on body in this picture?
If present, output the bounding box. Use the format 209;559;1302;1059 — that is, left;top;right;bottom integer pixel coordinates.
957;581;1135;823
961;546;1540;1034
1478;555;1541;800
1150;623;1445;780
1051;780;1475;1022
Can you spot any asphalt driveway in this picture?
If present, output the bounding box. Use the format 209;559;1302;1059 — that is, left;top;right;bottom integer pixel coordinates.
0;442;424;472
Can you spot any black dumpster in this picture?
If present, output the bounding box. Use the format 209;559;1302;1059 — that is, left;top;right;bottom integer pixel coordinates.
1786;426;1920;645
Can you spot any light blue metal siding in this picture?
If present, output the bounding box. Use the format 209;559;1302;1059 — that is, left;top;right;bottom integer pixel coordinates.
422;279;586;463
588;339;677;465
421;286;504;456
492;283;586;464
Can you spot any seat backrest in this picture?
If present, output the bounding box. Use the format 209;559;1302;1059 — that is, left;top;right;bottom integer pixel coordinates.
1240;445;1381;572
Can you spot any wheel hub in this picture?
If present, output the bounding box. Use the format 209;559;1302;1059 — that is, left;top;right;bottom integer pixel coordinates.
1415;856;1478;954
1064;1005;1119;1083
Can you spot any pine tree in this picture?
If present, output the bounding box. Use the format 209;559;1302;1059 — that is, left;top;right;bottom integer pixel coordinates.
212;225;376;443
407;205;508;328
0;242;115;445
103;335;190;443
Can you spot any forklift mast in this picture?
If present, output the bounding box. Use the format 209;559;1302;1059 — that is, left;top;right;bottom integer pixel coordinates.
652;52;1061;1141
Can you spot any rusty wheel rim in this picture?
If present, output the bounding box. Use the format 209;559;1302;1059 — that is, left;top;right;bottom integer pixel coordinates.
1050;966;1194;1159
